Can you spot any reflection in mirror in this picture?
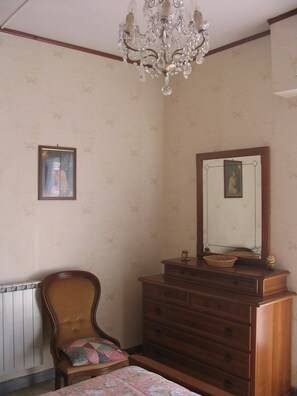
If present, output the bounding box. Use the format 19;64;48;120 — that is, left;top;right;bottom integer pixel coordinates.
196;147;270;265
203;155;261;258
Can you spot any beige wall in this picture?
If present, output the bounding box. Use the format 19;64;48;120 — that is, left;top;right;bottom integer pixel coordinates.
1;29;297;387
0;34;163;380
271;14;297;96
164;35;297;386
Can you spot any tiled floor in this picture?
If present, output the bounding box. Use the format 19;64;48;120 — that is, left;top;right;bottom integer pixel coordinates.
4;380;54;396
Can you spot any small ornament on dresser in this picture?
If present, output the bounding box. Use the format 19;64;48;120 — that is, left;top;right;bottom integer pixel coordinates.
266;254;276;270
181;250;190;261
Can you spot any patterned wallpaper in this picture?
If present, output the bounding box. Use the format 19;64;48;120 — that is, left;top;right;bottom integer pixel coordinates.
163;35;297;386
0;33;163;379
271;14;297;96
1;27;297;386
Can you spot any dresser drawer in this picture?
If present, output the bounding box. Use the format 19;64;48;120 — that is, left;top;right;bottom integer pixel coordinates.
143;300;251;351
144;320;251;379
165;265;259;295
144;342;250;396
143;283;190;308
191;294;251;324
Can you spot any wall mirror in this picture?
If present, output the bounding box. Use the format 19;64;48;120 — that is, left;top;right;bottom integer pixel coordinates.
196;147;270;265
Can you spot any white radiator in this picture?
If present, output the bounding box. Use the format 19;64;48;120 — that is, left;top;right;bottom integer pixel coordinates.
0;281;43;375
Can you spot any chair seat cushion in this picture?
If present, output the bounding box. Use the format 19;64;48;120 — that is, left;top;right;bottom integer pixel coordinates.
62;337;125;367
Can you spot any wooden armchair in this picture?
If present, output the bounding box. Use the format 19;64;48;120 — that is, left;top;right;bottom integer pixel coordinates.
41;270;128;389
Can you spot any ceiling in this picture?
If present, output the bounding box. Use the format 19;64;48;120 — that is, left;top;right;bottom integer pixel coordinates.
0;0;296;58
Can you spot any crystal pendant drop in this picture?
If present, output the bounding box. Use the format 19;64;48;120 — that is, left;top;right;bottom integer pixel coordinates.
156;55;165;70
138;63;146;82
183;62;192;79
162;84;172;96
162;74;172;96
139;70;146;82
196;52;205;64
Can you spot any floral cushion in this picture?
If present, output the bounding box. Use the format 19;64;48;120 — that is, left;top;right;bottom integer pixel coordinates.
62;337;125;367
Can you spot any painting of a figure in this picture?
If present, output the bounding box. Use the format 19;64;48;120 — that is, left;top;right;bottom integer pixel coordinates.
224;160;242;198
38;146;76;200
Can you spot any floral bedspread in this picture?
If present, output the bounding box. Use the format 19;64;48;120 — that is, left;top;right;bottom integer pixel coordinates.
43;365;201;395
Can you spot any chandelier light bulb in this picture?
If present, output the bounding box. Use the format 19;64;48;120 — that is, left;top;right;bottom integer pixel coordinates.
193;9;202;29
190;0;199;12
124;13;134;34
127;0;137;15
161;0;171;19
119;0;209;95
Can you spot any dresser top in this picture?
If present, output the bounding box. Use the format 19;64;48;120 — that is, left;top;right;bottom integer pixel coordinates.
161;257;289;279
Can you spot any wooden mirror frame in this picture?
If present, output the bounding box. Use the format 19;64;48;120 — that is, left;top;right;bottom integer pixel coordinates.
196;146;270;266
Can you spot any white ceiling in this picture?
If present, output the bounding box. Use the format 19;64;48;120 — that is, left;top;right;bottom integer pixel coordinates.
0;0;296;57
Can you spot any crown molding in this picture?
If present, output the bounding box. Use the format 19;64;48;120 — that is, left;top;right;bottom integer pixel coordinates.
268;8;297;25
0;28;123;61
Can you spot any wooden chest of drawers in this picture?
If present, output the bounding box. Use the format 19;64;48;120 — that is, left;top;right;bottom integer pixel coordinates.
140;258;295;396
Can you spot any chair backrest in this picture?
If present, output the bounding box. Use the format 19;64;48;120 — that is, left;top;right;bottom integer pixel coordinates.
41;270;101;358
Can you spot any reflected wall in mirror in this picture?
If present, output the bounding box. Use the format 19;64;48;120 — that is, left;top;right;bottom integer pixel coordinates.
196;147;270;265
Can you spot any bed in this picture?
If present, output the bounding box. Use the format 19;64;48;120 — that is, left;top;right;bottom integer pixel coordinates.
43;365;199;395
43;355;232;396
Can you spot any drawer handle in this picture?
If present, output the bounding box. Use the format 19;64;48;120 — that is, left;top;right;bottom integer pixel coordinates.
154;328;162;337
179;270;186;275
155;307;162;315
223;379;232;389
224;327;233;337
217;303;223;309
224;352;233;362
233;280;239;285
163;291;170;297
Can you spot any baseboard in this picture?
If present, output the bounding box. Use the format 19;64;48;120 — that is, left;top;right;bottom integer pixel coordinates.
124;344;143;355
0;345;142;395
0;368;55;396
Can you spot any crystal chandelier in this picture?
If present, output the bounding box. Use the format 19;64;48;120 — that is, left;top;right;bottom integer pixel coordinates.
119;0;209;95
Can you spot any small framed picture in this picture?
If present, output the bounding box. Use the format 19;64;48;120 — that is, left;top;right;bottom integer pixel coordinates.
38;145;76;200
224;160;242;198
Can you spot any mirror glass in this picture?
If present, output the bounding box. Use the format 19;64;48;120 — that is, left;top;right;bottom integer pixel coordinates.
196;147;270;264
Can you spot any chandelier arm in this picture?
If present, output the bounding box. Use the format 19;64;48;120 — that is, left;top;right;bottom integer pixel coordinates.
126;53;140;65
123;38;159;61
143;48;159;60
171;48;184;59
191;35;207;61
123;37;141;54
124;50;157;69
125;53;157;68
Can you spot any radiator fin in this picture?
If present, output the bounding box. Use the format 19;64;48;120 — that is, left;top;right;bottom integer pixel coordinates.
0;281;43;375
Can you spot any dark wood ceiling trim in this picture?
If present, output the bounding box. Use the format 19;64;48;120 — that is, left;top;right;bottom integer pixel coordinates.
0;28;123;61
1;27;270;61
207;30;270;56
267;8;297;25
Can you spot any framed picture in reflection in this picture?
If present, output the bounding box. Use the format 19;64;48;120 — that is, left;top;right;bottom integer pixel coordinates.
38;145;76;200
224;160;242;198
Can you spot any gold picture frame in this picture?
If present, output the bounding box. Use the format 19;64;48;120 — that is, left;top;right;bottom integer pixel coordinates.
38;145;76;200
